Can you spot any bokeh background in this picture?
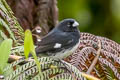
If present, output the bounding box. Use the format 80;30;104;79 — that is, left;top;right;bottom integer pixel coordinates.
58;0;120;43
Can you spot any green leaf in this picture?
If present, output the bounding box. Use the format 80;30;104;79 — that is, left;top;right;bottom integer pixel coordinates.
24;30;43;78
0;39;12;74
24;30;35;58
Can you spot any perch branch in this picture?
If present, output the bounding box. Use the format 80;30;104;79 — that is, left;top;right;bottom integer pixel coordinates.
82;72;100;80
86;40;101;74
8;55;34;63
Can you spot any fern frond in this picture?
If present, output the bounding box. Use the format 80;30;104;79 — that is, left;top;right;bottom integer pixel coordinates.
4;57;87;80
4;58;25;73
99;58;119;80
14;66;38;80
0;30;8;39
69;47;96;71
97;36;120;53
101;49;120;64
11;46;24;56
0;0;24;46
0;18;15;41
49;73;73;80
61;60;83;79
64;32;120;79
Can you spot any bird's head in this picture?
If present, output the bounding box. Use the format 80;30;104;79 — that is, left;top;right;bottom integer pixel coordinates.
57;19;79;32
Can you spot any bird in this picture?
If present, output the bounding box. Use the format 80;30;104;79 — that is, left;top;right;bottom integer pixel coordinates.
35;19;80;59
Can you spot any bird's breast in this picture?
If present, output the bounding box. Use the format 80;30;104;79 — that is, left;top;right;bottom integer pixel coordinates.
52;40;80;59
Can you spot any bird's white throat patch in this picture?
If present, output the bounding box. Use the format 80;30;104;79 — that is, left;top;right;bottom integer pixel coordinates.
54;43;61;48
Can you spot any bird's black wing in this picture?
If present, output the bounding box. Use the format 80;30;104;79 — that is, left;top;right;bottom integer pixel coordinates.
35;30;77;55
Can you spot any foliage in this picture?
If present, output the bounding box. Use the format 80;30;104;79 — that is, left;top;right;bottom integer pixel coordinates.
0;0;24;46
0;39;12;74
24;30;35;58
3;57;86;80
58;0;120;43
24;29;43;78
66;32;120;80
0;0;120;80
0;1;91;78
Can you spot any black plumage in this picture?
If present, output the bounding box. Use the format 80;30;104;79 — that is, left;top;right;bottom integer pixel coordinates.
35;19;80;59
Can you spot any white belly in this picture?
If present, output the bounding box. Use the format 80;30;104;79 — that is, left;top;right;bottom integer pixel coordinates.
53;40;80;59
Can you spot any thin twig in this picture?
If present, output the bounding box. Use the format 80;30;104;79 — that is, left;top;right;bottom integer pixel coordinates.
86;40;101;74
9;55;23;60
9;55;34;62
82;72;100;80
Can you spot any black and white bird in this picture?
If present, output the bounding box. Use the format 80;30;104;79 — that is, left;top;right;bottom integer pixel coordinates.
35;19;80;59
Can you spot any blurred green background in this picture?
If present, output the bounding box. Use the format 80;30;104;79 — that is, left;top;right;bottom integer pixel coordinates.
58;0;120;43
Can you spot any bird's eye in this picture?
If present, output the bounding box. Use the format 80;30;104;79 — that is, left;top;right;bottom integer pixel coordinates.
67;21;74;27
67;23;71;27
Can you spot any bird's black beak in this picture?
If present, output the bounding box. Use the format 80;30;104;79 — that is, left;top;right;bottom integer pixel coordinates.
73;21;79;27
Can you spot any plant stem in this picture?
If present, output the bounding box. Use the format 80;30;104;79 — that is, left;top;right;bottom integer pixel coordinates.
31;51;43;79
86;40;101;74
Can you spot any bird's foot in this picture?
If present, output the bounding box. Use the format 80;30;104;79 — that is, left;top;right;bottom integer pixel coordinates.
52;59;73;74
49;58;77;79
